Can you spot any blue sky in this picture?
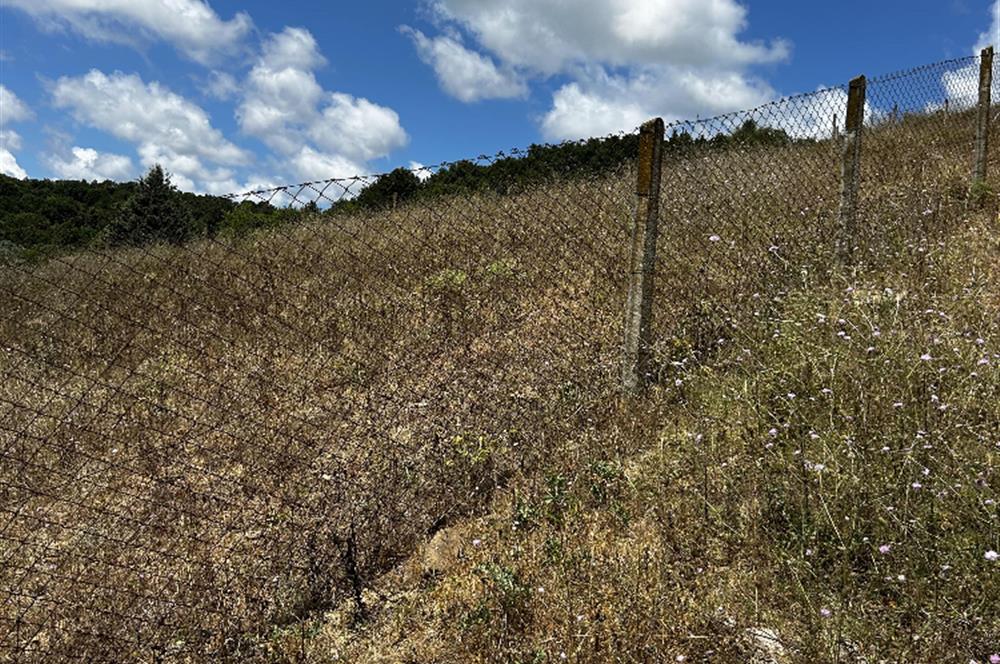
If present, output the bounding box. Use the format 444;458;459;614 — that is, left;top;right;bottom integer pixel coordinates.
0;0;998;194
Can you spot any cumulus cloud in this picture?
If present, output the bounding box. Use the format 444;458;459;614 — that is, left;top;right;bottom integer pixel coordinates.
975;1;1000;53
1;85;33;126
937;2;1000;114
413;0;789;140
0;86;32;179
202;71;240;101
4;0;252;64
0;150;27;179
1;130;22;152
288;146;365;182
941;66;983;111
409;161;433;182
402;27;526;102
52;71;247;164
308;94;409;162
237;27;408;181
30;27;408;194
48;146;134;181
431;0;787;75
542;65;775;140
237;29;327;154
52;70;249;191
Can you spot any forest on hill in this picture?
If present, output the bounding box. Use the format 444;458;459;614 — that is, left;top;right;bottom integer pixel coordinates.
0;121;793;259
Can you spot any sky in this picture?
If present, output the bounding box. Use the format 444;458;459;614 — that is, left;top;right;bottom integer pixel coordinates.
0;0;999;195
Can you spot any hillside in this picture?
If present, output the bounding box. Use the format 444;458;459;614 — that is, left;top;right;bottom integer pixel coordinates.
2;64;999;662
0;122;791;259
297;211;1000;662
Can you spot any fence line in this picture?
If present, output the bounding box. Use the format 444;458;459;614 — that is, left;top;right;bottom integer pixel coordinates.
1;50;997;661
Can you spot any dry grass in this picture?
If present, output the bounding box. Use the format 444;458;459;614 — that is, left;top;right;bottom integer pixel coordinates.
1;101;998;662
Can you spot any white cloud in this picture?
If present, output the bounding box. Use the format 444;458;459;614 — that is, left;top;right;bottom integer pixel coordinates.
941;65;982;111
202;71;240;101
939;2;1000;114
0;86;32;179
288;146;365;182
308;93;408;162
4;0;252;65
1;85;33;126
201;174;280;197
415;0;789;140
737;84;881;142
237;28;408;181
48;146;134;181
409;161;433;181
430;0;787;74
1;130;23;152
1;149;27;179
259;25;326;71
542;65;775;140
975;1;1000;53
402;27;526;102
52;70;249;191
238;30;326;154
769;87;849;141
136;144;238;193
52;71;247;165
541;80;648;141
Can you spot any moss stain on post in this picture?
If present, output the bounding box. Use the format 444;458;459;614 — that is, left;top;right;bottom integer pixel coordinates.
973;46;994;203
838;75;866;264
622;117;665;393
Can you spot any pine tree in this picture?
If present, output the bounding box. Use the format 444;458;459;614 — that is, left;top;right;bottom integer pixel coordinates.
107;165;193;246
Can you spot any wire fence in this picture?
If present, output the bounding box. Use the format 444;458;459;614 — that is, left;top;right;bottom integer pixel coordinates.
1;52;997;661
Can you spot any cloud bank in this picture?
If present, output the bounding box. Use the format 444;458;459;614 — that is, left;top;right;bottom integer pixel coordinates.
407;0;789;139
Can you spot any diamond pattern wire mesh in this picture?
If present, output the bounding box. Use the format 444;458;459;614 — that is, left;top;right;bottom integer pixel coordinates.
0;54;996;661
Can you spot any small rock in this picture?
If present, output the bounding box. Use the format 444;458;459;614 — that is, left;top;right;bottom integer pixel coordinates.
747;627;788;664
421;526;466;577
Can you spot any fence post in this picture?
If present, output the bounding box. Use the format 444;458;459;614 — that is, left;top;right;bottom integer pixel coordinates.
622;117;665;393
973;46;994;200
837;75;866;263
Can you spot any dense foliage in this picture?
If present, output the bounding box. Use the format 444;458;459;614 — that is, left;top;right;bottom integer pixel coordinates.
0;170;232;259
0;121;794;257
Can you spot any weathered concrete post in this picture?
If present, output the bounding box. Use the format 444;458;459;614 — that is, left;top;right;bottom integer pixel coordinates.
832;114;840;142
622;118;665;393
973;46;994;198
837;75;866;263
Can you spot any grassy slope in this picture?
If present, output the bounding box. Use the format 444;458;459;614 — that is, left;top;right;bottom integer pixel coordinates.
268;114;1000;662
1;108;999;662
292;211;1000;663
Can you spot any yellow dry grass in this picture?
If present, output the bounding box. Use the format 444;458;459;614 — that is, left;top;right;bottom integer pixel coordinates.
1;104;998;662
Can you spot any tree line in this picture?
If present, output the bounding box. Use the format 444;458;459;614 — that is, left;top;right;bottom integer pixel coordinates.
0;120;795;260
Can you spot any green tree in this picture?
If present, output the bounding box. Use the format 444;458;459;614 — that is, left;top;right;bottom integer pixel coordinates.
355;167;423;210
107;165;193;246
219;201;285;237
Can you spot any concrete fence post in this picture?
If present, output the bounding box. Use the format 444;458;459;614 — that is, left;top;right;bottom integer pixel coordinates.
837;75;866;264
973;46;994;199
622;117;665;393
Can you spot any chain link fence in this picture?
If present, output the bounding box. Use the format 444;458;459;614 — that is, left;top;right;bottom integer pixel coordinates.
1;52;997;660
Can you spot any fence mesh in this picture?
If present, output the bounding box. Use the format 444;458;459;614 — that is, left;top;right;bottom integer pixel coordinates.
1;54;998;661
